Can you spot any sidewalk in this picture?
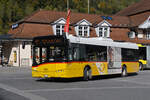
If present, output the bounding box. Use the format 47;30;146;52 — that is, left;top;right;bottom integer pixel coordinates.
0;66;31;73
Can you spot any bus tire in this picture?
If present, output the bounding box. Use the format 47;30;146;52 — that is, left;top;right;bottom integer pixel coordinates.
121;65;127;77
139;62;143;71
83;67;92;81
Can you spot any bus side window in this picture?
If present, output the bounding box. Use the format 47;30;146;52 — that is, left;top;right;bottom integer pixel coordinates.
86;47;97;61
97;47;107;62
68;49;72;61
122;49;138;62
49;46;55;61
88;52;97;61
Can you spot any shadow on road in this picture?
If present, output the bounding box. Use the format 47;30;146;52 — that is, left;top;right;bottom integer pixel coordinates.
140;68;150;71
36;73;138;83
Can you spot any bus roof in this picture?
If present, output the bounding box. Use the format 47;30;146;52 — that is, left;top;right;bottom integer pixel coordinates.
67;35;138;49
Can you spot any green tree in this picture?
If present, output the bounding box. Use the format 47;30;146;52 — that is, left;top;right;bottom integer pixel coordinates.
0;0;141;34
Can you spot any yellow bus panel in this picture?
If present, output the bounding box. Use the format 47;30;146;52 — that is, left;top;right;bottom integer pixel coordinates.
32;61;139;78
122;62;139;73
32;62;108;78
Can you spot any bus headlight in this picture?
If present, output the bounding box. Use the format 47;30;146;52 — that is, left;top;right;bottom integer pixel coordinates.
32;67;37;71
56;70;64;72
44;75;48;78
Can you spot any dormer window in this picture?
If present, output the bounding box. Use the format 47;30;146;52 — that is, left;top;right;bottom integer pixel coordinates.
99;27;103;37
78;25;89;37
138;16;150;39
56;24;65;35
97;27;110;37
144;29;150;39
75;19;92;37
52;18;66;36
96;20;112;38
146;32;150;39
104;27;108;37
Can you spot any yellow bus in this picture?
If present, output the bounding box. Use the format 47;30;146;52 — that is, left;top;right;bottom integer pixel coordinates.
32;35;139;80
138;44;150;70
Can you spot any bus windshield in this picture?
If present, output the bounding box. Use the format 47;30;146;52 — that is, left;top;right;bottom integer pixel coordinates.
33;46;67;65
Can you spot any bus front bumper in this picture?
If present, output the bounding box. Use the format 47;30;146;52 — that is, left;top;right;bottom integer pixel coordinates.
32;70;71;78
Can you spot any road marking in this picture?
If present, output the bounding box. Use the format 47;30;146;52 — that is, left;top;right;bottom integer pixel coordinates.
0;77;33;80
24;86;150;92
0;83;47;100
116;79;150;86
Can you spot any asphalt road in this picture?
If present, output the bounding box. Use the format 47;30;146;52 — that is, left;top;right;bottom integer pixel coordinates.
0;67;150;100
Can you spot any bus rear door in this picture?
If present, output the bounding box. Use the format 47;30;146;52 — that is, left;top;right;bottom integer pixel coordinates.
107;47;122;74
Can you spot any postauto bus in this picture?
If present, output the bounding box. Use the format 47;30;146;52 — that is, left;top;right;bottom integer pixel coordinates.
32;35;139;81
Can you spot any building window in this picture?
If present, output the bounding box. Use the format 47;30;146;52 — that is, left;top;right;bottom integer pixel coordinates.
99;27;103;37
146;30;150;39
77;26;89;37
104;27;108;37
56;24;65;36
128;31;135;38
78;26;82;36
98;27;110;37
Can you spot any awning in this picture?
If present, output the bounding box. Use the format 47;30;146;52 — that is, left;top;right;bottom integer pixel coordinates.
0;34;13;41
0;34;32;42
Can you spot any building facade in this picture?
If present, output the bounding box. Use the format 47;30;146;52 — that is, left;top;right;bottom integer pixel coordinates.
1;0;150;67
116;0;150;68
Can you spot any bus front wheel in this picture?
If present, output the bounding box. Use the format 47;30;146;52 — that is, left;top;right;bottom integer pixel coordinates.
121;66;127;77
83;67;92;81
139;62;143;71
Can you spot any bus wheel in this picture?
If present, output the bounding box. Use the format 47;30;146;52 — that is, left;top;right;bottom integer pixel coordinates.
83;67;92;81
139;63;143;71
121;66;127;77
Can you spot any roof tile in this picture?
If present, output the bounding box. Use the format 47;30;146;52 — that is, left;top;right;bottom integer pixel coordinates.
116;0;150;16
10;23;53;38
23;10;130;27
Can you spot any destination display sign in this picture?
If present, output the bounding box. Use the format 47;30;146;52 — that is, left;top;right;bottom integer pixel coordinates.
33;36;66;46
